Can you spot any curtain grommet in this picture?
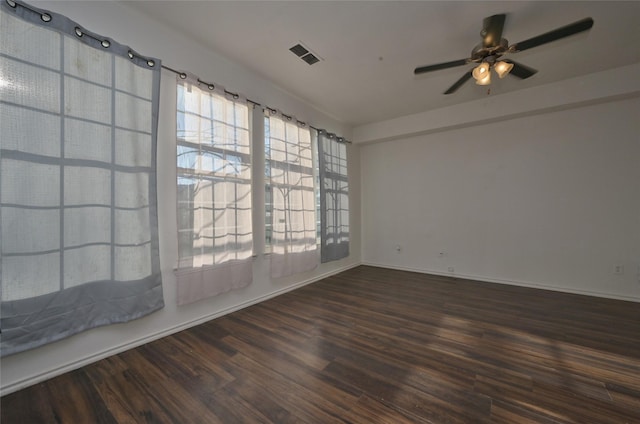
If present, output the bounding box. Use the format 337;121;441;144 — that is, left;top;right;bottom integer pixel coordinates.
101;39;111;48
147;59;155;67
6;0;17;8
74;27;83;37
40;13;51;22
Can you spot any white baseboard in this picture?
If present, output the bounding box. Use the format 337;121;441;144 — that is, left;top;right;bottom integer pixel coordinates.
1;262;360;396
361;261;640;303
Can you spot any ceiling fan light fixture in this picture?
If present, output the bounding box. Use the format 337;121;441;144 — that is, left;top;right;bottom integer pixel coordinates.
415;14;593;94
494;60;514;78
475;72;491;86
472;62;490;80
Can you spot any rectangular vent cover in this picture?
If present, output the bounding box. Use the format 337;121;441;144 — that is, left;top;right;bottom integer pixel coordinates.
301;53;319;65
289;42;322;65
289;44;309;57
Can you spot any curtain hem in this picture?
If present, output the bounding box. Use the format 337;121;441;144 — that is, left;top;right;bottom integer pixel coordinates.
270;249;318;279
321;241;349;263
0;274;164;357
175;258;253;306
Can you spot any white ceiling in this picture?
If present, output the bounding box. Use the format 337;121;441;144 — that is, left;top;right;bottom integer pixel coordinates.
126;1;640;127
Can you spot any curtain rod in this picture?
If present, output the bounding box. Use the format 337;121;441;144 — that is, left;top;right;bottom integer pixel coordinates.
6;0;351;144
162;64;351;144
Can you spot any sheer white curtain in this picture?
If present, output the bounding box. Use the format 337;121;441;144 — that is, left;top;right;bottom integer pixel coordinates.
174;76;252;305
318;132;350;262
266;113;318;278
0;1;163;356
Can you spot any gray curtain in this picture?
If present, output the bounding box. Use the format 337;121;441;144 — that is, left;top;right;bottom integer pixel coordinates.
318;132;349;263
0;1;164;356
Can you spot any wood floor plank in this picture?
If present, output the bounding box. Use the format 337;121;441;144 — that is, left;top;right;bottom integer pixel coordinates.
2;266;639;423
221;335;361;412
85;369;167;424
0;383;58;423
45;370;117;424
225;352;354;423
489;399;563;424
342;394;433;424
221;377;301;424
114;349;227;423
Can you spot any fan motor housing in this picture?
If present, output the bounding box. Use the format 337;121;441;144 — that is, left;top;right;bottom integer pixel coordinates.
470;38;509;62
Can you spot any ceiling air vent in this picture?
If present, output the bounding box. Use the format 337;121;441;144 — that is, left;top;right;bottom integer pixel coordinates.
289;44;309;57
289;42;322;65
300;53;320;65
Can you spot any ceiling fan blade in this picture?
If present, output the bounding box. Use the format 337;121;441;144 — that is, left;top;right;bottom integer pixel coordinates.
504;60;538;79
444;71;473;94
414;59;468;75
482;14;506;47
511;17;594;52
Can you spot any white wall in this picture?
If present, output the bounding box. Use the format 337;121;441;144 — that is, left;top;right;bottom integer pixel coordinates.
1;1;361;395
359;73;640;301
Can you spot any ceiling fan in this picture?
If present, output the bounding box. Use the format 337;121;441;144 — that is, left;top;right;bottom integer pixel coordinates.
414;14;594;94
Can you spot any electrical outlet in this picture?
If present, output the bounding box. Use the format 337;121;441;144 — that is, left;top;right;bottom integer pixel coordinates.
447;267;454;273
613;264;624;275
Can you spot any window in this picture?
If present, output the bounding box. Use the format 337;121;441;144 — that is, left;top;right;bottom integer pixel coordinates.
264;112;318;278
312;130;322;243
0;1;163;355
264;116;273;246
318;132;350;262
265;118;322;250
174;78;252;305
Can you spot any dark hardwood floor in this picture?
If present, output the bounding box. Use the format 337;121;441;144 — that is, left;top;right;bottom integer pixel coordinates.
2;265;639;423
